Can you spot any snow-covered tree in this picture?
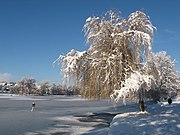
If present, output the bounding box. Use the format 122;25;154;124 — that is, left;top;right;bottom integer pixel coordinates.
50;84;67;95
17;78;36;95
38;81;51;95
111;51;180;104
55;10;155;99
150;51;180;98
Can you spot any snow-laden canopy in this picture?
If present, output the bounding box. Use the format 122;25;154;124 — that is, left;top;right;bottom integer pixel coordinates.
110;71;156;104
55;10;156;99
151;51;180;98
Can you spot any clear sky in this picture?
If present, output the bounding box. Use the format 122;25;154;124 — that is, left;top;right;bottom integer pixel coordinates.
0;0;180;84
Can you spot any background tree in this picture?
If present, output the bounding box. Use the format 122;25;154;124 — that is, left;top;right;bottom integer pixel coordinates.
17;78;36;95
10;84;19;94
50;83;67;95
150;51;180;99
38;81;51;95
50;83;59;95
18;79;26;95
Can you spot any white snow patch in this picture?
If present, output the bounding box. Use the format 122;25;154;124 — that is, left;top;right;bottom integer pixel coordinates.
10;97;47;101
109;99;180;135
0;94;48;101
86;17;92;22
54;98;85;101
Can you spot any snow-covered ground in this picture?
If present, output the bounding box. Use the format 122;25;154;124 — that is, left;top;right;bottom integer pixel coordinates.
109;97;180;135
0;94;179;135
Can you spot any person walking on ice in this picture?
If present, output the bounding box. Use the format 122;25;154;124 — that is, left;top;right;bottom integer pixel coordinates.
31;102;36;112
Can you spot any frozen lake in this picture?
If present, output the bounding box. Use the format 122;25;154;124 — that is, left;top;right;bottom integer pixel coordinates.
0;95;118;135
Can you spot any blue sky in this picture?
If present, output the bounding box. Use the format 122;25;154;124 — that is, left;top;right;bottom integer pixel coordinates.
0;0;180;83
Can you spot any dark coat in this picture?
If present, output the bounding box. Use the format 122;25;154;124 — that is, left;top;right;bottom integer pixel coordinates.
168;98;172;104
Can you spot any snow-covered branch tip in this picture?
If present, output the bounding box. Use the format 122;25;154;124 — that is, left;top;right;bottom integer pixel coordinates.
53;54;65;67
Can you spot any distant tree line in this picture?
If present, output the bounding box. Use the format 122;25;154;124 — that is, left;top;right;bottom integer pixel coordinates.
0;78;80;96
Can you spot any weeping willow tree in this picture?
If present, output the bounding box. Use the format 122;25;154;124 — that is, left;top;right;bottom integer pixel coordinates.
55;10;155;99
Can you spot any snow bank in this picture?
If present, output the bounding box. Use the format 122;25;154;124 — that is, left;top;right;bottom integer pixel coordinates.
109;100;180;135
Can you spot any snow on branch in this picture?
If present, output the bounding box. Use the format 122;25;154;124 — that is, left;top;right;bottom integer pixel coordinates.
54;49;86;79
110;71;155;104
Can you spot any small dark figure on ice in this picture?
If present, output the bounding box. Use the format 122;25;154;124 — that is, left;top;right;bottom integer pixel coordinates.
31;102;36;112
168;98;172;105
139;99;145;112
